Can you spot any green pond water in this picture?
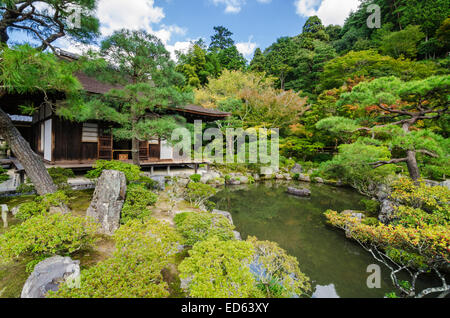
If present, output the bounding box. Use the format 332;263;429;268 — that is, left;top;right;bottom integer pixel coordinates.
212;181;428;298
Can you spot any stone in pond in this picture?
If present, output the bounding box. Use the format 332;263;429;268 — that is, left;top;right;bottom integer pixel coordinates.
21;256;80;298
87;170;127;235
287;187;311;197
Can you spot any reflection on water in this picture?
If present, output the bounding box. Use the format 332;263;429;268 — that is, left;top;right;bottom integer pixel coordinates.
212;181;396;298
313;284;339;298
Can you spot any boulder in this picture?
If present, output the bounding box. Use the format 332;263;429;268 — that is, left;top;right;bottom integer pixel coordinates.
287;187;311;197
290;164;303;174
150;175;166;191
283;173;292;180
233;231;242;241
298;174;311;182
378;200;397;224
87;170;127;235
342;210;365;221
212;209;234;225
239;176;249;184
275;174;285;180
1;204;8;228
21;256;80;298
441;180;450;190
314;177;324;183
11;204;21;217
253;174;261;181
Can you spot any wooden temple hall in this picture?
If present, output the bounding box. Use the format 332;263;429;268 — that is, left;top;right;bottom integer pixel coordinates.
1;51;230;171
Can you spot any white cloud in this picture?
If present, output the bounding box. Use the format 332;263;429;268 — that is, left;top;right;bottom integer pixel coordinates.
212;0;271;14
97;0;165;35
236;36;257;60
57;0;189;61
166;41;193;61
294;0;360;25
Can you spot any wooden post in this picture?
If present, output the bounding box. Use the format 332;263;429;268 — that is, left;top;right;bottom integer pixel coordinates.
195;164;198;174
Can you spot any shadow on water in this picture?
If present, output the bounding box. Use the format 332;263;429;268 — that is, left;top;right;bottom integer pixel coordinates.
212;181;435;298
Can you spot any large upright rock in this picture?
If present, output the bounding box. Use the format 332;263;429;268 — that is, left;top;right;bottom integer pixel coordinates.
87;170;127;235
21;256;80;298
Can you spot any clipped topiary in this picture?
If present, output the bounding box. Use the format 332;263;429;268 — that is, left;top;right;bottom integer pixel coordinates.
0;213;98;262
178;236;262;298
175;212;235;246
120;184;158;224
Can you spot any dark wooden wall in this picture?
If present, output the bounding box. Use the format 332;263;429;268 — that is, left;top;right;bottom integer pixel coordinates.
52;117;98;162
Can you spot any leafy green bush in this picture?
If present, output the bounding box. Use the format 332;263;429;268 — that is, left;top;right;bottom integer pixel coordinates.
360;199;381;217
15;191;69;221
48;167;75;190
86;160;141;182
137;175;159;190
362;217;380;226
247;236;311;298
317;142;396;195
175;212;235;246
121;184;158;224
0;214;98;262
50;219;180;298
16;183;35;194
189;174;201;183
185;182;217;208
179;237;261;298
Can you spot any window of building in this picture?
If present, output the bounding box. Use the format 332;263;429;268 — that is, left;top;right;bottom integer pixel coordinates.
82;123;99;143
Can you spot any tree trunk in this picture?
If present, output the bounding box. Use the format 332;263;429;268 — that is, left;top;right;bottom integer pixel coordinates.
0;107;57;195
406;150;421;181
131;137;140;167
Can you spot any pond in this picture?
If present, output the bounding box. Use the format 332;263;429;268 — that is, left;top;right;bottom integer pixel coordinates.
212;181;412;298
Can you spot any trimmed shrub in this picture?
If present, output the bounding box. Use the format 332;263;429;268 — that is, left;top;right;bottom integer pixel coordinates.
48;167;75;190
86;160;141;182
360;199;381;217
179;237;261;298
15;191;69;221
189;174;201;183
50;219;180;298
248;236;311;298
185;182;217;208
121;184;158;225
175;212;235;246
0;214;98;262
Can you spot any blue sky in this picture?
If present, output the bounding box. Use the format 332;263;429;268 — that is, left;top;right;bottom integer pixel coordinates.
10;0;361;60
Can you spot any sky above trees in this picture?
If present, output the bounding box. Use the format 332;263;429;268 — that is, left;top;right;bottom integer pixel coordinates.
9;0;360;61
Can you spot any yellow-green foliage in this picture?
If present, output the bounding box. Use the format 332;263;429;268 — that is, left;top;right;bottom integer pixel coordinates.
184;182;217;207
247;236;311;298
51;219;180;298
390;178;450;221
15;191;69;221
0;214;98;262
325;210;450;264
120;184;158;224
178;237;261;298
86;160;141;182
174;212;235;246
